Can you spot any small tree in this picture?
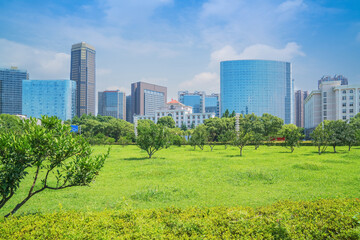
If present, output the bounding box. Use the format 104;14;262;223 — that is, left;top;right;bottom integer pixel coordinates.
136;121;170;158
180;122;187;131
345;117;360;151
261;113;284;142
280;124;303;153
0;116;109;217
157;116;176;128
219;130;235;149
327;120;346;153
231;115;253;156
311;121;332;155
189;125;208;150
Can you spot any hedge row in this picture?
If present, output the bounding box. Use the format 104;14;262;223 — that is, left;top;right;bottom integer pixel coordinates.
1;199;360;239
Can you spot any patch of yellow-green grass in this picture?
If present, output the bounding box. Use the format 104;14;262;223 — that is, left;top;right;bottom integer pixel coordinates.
1;145;359;216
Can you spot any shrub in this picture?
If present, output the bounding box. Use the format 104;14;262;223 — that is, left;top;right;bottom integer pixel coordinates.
1;199;359;239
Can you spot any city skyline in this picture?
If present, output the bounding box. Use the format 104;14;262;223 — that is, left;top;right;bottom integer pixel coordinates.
0;0;359;100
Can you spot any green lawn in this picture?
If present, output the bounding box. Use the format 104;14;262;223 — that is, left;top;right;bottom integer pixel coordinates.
1;145;360;216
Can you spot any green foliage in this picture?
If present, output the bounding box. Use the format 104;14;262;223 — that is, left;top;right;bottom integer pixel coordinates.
311;120;332;155
0;114;23;134
71;114;135;144
180;122;187;131
0;116;109;217
280;124;304;153
189;124;209;150
136;121;170;158
1;199;360;239
327;120;347;153
261;113;284;141
157;116;176;128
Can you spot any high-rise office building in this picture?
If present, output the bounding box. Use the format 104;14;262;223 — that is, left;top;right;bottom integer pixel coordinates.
305;80;360;132
178;91;220;117
126;95;132;122
0;67;29;115
295;90;308;128
98;90;126;120
22;80;76;120
220;60;294;124
318;75;348;89
130;82;167;122
70;42;96;117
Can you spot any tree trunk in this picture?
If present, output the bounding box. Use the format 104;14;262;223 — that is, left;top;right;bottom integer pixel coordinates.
240;147;243;156
291;146;294;153
224;144;227;150
333;145;336;153
5;195;32;217
318;146;321;155
349;145;351;151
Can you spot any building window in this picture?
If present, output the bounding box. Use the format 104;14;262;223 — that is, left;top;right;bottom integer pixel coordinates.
343;103;346;107
323;92;327;97
350;115;354;118
323;98;327;103
350;96;354;100
323;111;327;116
343;116;347;120
342;96;346;100
350;89;354;93
350;102;354;107
342;90;346;94
350;109;354;113
342;109;346;113
323;105;327;110
324;117;327;120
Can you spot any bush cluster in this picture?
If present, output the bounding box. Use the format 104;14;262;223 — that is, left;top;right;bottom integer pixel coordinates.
1;199;360;239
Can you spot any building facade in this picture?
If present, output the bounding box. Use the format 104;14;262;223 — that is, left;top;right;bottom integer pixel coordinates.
294;90;308;128
70;42;96;117
98;90;126;120
220;60;294;124
178;91;220;117
22;80;76;121
126;95;132;122
305;80;360;131
0;67;29;114
134;100;215;128
130;82;167;122
318;75;348;89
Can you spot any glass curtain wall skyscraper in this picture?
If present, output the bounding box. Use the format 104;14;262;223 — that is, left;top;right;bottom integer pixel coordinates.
220;60;293;124
0;67;29;114
70;42;96;117
178;91;220;117
98;90;126;120
22;80;76;120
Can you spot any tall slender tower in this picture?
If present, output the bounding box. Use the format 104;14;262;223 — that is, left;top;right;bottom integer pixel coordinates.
70;42;96;117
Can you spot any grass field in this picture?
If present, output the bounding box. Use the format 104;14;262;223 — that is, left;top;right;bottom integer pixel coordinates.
1;145;360;216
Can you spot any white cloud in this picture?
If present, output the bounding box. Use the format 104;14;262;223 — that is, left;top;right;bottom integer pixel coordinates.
179;72;219;93
200;0;244;20
209;42;305;68
0;38;70;79
277;0;306;13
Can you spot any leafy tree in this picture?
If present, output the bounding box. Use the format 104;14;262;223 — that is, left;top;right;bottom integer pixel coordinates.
0;116;109;217
222;109;230;118
190;122;195;129
218;130;235;149
157;116;176;128
230;110;236;118
189;124;208;150
327;120;346;153
246;114;265;150
0;114;23;134
231;114;254;156
311;121;332;155
261;113;283;142
344;117;360;151
136;121;170;158
180;122;187;131
280;124;303;153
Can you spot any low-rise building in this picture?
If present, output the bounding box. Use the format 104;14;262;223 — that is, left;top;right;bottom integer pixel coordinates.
134;99;215;128
305;80;360;133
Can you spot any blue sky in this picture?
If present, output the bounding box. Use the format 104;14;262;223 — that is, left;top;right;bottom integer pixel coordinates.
0;0;359;100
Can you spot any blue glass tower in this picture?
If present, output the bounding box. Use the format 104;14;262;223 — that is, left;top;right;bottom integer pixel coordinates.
98;90;126;119
220;60;293;124
22;80;76;120
0;67;29;114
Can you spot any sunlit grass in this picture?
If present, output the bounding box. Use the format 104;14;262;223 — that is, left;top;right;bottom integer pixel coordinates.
1;144;359;216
